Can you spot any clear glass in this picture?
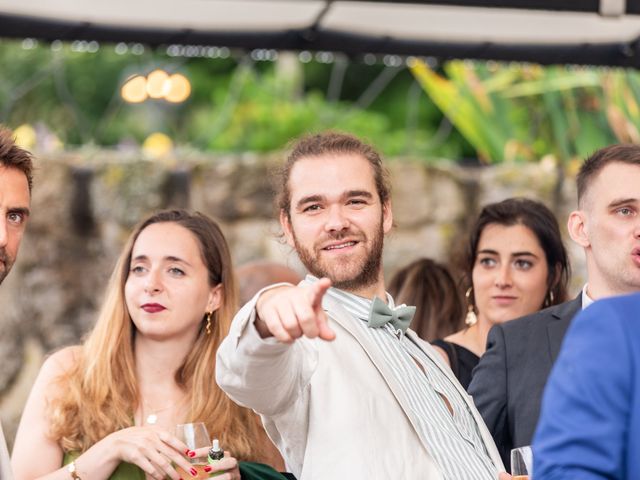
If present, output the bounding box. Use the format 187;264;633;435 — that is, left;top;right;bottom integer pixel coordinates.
511;445;533;479
175;422;211;479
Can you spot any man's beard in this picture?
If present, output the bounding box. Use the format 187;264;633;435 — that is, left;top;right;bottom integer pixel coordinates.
0;248;12;285
292;220;384;292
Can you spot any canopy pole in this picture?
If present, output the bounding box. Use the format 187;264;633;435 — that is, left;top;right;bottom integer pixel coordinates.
600;0;626;16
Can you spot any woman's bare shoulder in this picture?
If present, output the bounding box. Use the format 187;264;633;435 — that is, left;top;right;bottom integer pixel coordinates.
39;345;82;381
431;344;451;366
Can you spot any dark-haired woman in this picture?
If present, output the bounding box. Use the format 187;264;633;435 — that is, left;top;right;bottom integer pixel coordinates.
433;198;570;389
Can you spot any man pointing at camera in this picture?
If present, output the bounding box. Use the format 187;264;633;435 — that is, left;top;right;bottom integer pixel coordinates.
216;132;508;480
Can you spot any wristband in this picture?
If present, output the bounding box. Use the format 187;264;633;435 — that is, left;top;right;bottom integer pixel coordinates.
67;461;82;480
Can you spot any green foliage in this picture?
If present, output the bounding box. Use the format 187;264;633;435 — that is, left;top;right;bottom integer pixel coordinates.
12;40;640;165
0;42;137;144
410;59;640;164
187;66;396;153
0;40;462;161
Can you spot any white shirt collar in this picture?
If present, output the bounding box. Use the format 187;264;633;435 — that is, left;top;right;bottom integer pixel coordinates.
581;284;595;309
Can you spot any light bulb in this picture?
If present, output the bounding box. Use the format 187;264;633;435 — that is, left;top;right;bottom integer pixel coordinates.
165;73;191;103
121;75;148;103
146;69;169;99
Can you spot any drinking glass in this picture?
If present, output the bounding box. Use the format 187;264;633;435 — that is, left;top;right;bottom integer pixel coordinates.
511;445;533;480
175;422;210;479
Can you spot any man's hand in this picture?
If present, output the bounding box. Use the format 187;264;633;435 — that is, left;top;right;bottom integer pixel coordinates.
498;473;512;480
254;277;336;343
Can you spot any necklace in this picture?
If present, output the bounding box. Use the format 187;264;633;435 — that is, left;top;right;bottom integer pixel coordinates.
140;396;183;425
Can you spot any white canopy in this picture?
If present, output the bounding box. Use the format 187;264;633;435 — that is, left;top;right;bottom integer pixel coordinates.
2;0;640;66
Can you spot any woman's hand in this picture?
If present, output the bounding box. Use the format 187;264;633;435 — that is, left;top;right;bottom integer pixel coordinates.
190;448;240;480
209;452;240;480
105;425;194;480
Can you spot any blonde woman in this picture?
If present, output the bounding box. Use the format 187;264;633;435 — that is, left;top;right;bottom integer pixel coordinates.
12;209;284;480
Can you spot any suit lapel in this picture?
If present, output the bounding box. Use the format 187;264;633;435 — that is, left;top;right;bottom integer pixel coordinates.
547;296;582;362
321;295;437;453
321;296;412;402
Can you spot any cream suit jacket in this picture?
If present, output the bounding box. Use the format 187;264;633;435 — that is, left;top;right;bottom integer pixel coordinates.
0;422;13;480
216;287;505;479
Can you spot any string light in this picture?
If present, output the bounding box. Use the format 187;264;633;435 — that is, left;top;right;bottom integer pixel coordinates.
146;69;170;98
38;38;421;68
363;53;377;65
165;44;233;59
121;75;148;103
383;55;402;67
250;49;278;61
166;45;181;57
298;51;313;63
131;43;145;55
315;51;334;64
21;38;37;50
425;56;438;68
115;42;128;55
121;70;192;104
165;74;191;103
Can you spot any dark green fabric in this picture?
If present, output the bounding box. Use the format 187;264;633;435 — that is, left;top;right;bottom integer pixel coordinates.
239;462;291;480
63;451;146;479
64;453;292;479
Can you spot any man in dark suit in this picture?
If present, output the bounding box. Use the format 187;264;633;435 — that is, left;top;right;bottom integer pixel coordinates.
0;125;33;480
468;144;640;467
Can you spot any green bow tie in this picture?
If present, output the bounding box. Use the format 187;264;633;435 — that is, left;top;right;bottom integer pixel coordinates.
367;296;416;333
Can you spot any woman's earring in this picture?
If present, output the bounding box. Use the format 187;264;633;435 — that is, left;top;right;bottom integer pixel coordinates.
205;311;213;335
464;287;478;327
544;290;555;308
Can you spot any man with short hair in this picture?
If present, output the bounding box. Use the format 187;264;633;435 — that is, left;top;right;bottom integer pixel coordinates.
217;132;508;479
0;128;32;286
0;125;33;480
469;144;640;467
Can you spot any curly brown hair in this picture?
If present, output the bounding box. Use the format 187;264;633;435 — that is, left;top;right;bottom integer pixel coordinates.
0;125;34;192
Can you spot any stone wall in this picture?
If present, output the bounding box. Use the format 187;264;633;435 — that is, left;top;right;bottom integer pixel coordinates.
0;151;584;446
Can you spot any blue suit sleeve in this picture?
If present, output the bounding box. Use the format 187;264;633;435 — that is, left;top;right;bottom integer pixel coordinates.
533;299;631;480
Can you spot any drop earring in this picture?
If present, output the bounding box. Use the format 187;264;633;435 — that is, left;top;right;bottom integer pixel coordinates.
464;287;478;327
544;290;555;308
205;311;213;335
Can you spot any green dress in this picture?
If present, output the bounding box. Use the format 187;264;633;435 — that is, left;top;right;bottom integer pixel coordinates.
63;452;291;479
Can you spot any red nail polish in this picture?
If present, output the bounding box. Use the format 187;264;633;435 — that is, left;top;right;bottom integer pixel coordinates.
184;449;190;455
204;466;212;473
187;450;196;458
190;468;197;476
